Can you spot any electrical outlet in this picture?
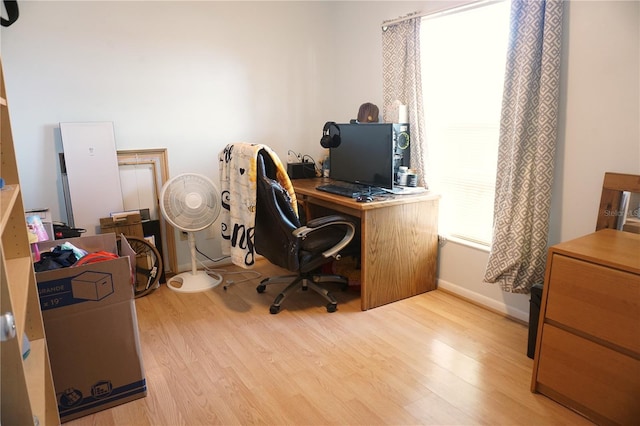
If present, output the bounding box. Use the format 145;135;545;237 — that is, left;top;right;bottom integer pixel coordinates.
180;231;188;241
205;224;217;240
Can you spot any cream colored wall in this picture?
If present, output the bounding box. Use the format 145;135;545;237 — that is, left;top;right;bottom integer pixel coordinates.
2;1;638;319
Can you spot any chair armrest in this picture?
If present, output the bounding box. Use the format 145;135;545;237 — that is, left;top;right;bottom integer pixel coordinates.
293;215;355;259
303;215;350;229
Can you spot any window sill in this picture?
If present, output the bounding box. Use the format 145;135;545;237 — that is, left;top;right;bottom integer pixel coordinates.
440;234;491;253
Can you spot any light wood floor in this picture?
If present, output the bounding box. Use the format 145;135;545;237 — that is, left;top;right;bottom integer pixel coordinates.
68;260;591;425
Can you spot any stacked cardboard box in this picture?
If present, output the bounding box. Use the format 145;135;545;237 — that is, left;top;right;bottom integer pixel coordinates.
99;213;144;239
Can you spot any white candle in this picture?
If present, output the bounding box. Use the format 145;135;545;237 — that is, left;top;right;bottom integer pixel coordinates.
398;105;408;123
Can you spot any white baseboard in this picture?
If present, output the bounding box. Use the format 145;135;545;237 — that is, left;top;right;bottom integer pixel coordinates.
437;278;530;324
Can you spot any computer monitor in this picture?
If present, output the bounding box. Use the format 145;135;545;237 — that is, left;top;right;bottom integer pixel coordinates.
329;123;394;190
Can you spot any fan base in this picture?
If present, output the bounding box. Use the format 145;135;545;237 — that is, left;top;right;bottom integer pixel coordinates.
166;270;222;293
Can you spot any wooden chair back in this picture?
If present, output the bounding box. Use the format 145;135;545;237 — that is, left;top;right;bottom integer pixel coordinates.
596;172;640;233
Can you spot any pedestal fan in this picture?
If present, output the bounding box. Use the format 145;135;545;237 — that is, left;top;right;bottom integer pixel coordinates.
160;173;222;292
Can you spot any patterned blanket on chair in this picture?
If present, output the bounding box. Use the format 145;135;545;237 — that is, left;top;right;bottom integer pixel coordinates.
218;143;297;268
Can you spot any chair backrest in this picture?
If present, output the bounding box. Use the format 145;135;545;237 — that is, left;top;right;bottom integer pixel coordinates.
596;172;640;232
254;149;302;271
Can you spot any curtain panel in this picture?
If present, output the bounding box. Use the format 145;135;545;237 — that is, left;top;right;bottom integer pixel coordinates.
484;0;564;293
381;16;427;187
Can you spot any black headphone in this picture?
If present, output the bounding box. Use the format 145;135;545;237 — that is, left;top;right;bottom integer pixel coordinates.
320;122;341;148
1;1;19;27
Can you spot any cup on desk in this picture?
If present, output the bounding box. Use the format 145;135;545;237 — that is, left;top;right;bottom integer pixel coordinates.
406;171;418;187
397;166;409;186
322;157;330;177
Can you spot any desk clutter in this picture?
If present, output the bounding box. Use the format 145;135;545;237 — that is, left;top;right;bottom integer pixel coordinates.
316;180;428;199
396;166;418;187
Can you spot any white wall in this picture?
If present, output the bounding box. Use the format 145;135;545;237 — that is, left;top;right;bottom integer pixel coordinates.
1;0;337;267
2;1;639;321
551;0;640;243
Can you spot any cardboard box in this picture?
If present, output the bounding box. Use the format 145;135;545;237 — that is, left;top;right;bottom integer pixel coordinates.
99;213;144;239
36;234;147;423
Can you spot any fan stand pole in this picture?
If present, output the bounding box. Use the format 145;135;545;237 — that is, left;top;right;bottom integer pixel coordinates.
189;232;198;274
166;232;222;293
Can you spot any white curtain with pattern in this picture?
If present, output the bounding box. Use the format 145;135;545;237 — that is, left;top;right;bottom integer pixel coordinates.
484;0;564;293
381;15;427;187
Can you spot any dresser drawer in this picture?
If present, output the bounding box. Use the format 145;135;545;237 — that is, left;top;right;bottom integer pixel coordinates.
535;324;640;425
545;254;640;353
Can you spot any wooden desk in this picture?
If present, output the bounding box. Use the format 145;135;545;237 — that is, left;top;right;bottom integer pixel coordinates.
531;229;640;424
292;178;440;310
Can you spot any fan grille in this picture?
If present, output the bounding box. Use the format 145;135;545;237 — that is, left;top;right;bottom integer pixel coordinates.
161;173;221;231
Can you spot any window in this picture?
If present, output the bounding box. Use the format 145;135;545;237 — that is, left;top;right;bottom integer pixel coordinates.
421;0;510;246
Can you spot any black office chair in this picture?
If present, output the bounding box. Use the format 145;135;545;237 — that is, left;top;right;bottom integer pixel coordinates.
254;149;356;314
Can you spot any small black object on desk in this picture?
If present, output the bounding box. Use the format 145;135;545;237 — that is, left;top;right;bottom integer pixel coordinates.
356;195;373;203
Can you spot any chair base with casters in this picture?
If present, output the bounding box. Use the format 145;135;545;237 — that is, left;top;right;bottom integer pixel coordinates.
256;272;350;314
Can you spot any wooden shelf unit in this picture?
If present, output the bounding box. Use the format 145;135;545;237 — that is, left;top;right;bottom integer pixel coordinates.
1;59;60;425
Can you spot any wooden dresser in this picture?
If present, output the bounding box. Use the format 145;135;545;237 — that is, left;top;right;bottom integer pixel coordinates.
531;229;640;424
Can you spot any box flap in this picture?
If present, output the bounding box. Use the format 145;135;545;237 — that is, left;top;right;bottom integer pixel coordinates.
37;233;118;256
100;213;141;227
